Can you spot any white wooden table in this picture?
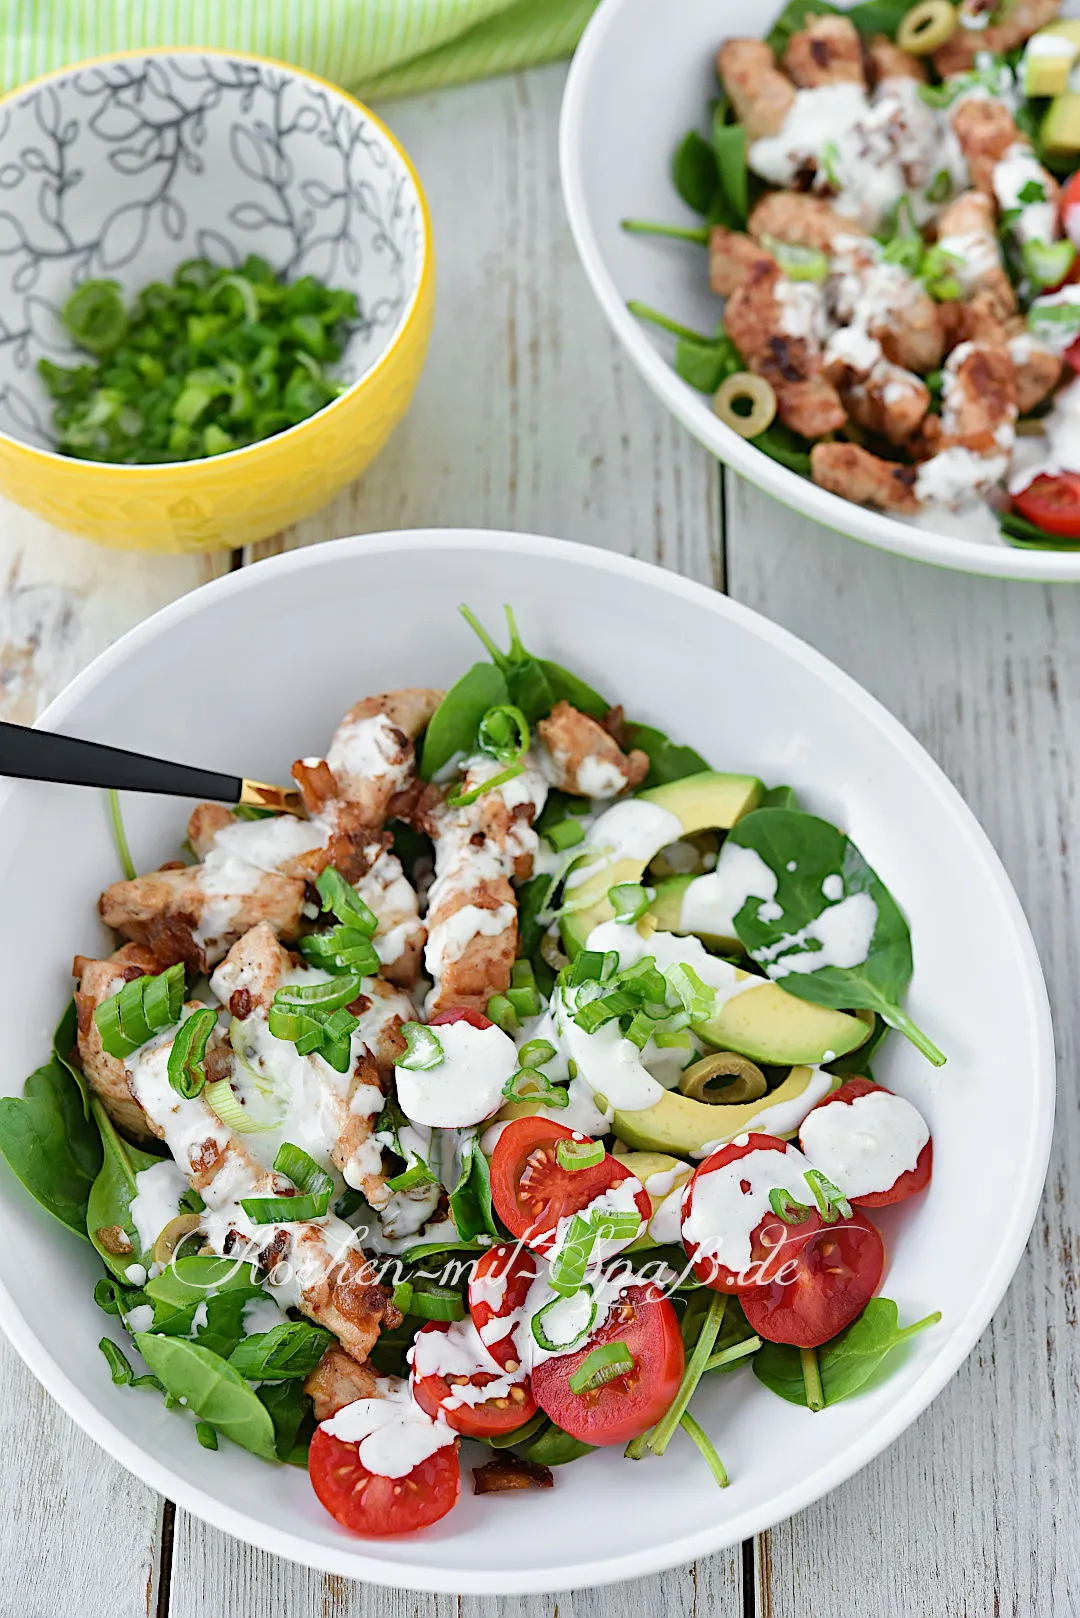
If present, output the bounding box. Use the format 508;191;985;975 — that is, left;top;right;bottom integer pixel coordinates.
3;61;1079;1618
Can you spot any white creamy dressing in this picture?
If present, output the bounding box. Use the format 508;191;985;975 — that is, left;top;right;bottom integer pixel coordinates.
799;1088;929;1198
776;279;828;342
1009;374;1080;493
545;1176;645;1262
681;1142;815;1274
915;446;1009;508
643;1165;693;1243
1026;285;1080;353
129;1158;189;1253
576;752;628;799
327;712;411;794
394;1019;517;1128
241;1295;289;1335
407;1316;524;1408
194;814;327;950
354;849;422;968
123;1304;155;1333
322;1374;456;1477
934;230;1002;296
678;842;780;939
690;1067;837;1160
564;800;683;893
992;143;1058;247
751;892;878;981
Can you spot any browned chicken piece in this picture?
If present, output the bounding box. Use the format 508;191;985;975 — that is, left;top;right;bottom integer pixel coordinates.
749;192;869;254
941;340;1018;452
353;846;426;989
828;238;945;374
537;701;649;799
784;13;865;87
933;0;1061;76
74;944;164;1142
305;1344;379;1420
867;35;927;82
426;876;519;1015
829;360;931;445
708;226;776;297
716;38;796;142
935;191;1016;320
725;257;847;438
75;956;400;1364
811;442;920;513
950;98;1022;194
312;688;443;824
938;289;1011;351
187;803;234;859
1009;336;1063;414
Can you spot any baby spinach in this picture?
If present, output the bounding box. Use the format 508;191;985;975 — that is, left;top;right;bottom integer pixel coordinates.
673;337;738;394
52;1000;91;1116
999;509;1080;550
751;423;813;477
460;604;609;724
711;105;748;226
0;1028;103;1240
825;1012;889;1078
228;1320;333;1382
512;1417;596;1466
764;0;909;53
258;1379;317;1464
448;1134;500;1243
726;808;945;1066
760;784;800;811
419;661;509;781
753;1299;941;1407
86;1099;174;1277
135;1333;278;1459
672;130;720;217
624;723;710;788
144;1255;265;1340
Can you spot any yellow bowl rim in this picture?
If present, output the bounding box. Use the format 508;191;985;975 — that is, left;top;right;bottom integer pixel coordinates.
0;44;434;475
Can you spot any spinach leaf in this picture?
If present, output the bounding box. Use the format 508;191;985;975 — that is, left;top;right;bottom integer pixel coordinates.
727;808;945;1065
672;130;720;216
825;1012;889;1077
53;1000;91;1117
0;1039;103;1240
512;1417;596;1466
624;723;710;788
460;603;609;725
751;422;813;477
229;1320;333;1381
258;1379;317;1464
753;1298;941;1406
94;1274;146;1318
145;1255;265;1340
711;108;748;225
419;661;509;781
999;508;1080;550
135;1333;278;1459
516;872;553;962
760;785;800;811
86;1099;173;1277
539;658;609;721
764;0;908;52
847;0;914;35
448;1135;500;1242
674;332;741;394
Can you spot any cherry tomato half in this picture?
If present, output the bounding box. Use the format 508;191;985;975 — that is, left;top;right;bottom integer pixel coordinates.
1013;472;1080;538
410;1319;537;1438
468;1241;541;1370
308;1425;461;1537
489;1117;651;1253
429;1008;493;1030
531;1282;684;1447
1059;170;1080;249
681;1133;805;1294
798;1077;932;1208
739;1207;885;1348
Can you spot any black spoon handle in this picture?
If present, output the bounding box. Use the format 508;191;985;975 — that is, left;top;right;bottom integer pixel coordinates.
0;721;243;802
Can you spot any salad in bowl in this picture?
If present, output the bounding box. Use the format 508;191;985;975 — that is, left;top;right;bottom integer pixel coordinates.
0;601;945;1539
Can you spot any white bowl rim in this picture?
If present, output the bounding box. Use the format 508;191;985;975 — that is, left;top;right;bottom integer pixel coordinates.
0;45;431;475
558;0;1080;584
0;528;1055;1592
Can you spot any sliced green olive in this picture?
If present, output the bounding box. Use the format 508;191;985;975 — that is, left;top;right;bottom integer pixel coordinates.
679;1052;768;1105
152;1213;204;1266
713;373;777;439
898;0;958;55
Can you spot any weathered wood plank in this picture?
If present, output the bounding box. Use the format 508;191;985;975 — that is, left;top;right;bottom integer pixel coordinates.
724;478;1080;1618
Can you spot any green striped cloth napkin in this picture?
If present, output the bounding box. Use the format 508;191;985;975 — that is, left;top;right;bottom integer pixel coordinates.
1;0;598;99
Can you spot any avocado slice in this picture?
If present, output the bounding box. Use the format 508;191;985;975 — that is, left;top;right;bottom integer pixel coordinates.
1024;30;1079;97
648;872;741;951
612;1149;694;1249
1041;91;1080;156
612;1065;839;1156
561;770;763;953
694;975;869;1065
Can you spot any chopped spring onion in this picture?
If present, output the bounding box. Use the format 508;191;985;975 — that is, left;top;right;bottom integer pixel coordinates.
267;1001;359;1073
803;1168;852;1223
196;1423;219;1451
204;1077;277;1133
299;926;381;977
545;818;586;852
501;1067;570;1108
608;882;650;923
506;959;542;1020
65;280;127;353
397;1022;445;1071
768;1186;813;1225
517;1038;556;1068
477;703;531;763
531;1288;597;1352
568;949;615;987
406;1284;467;1322
95;963;185;1058
446;762;525;808
549;1214;598;1296
573;988;646;1034
919;245;963;302
623;1010;658;1050
167;1007;219;1099
555;1139;605;1172
273;974;361;1012
665;963;716;1023
106;789;136;881
568;1341;635;1395
1022;238;1077;292
316;867;378;935
761;236;828;284
385;1157;439;1193
1028;299;1080;343
486;993;520;1034
240;1142;333;1224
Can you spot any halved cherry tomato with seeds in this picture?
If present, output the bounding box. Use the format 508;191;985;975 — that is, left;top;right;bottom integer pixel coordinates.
739;1207;885;1348
429;1008;493;1030
531;1282;684;1447
468;1241;540;1370
410;1319;537;1438
490;1117;650;1253
681;1133;806;1294
1013;472;1080;538
798;1077;932;1208
308;1425;461;1537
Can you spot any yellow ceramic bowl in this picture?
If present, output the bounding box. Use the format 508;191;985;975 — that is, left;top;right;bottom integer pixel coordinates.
0;50;434;552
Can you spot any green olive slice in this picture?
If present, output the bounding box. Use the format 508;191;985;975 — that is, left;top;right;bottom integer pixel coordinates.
712;372;777;438
678;1052;768;1105
897;1;958;55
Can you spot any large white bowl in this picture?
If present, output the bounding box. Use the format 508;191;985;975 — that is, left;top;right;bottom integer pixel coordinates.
0;531;1054;1590
559;0;1080;582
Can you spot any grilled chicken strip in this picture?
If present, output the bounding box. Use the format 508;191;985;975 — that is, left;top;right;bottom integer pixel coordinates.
934;191;1016;321
827;358;931;445
749;192;870;255
724;257;847;438
353;846;426;988
305;1344;379;1420
810;442;920;512
75;961;401;1363
827;236;945;375
709;226;778;297
537;702;649;799
716;39;796;142
301;688;443;825
867;36;926;83
1008;334;1064;414
932;0;1061;77
783;13;865;87
951;98;1023;195
74;945;166;1143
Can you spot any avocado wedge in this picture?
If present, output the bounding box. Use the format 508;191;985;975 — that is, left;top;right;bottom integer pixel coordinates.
612;1065;839;1156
